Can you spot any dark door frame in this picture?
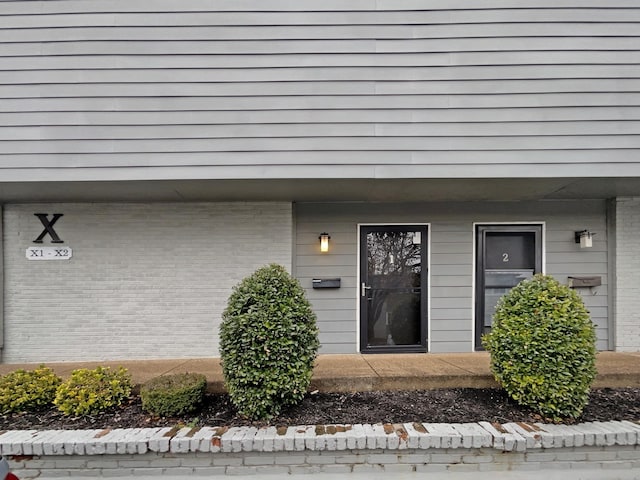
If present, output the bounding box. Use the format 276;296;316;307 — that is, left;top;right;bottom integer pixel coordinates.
474;224;543;350
359;224;429;353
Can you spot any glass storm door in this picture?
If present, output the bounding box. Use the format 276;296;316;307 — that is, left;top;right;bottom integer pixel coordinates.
360;225;428;353
475;225;542;349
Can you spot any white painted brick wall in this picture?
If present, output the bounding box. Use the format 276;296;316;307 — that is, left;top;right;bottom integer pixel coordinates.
2;202;292;362
4;422;640;477
615;197;640;351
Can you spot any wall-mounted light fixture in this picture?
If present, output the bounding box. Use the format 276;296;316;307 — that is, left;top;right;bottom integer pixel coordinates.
319;232;331;253
575;230;595;249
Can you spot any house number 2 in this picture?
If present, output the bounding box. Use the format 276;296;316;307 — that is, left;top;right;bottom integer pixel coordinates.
502;253;509;262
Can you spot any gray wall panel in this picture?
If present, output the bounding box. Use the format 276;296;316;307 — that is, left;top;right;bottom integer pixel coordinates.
3;67;640;83
2;135;640;155
4;10;640;28
4;37;640;56
1;107;637;123
431;276;473;287
295;201;609;354
319;332;356;345
4;51;640;70
3;23;640;40
3;0;640;15
296;266;356;279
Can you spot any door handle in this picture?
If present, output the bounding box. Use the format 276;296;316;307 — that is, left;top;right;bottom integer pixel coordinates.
361;282;371;297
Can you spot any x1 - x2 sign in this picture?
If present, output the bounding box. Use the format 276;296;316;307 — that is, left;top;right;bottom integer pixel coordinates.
26;213;73;260
27;246;72;260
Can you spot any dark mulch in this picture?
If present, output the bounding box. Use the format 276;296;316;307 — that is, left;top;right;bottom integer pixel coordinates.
2;388;640;430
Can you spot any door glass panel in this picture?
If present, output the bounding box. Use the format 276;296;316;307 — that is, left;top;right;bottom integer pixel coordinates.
483;270;533;331
365;230;422;347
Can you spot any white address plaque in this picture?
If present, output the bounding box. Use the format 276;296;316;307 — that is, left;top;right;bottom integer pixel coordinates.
26;246;72;260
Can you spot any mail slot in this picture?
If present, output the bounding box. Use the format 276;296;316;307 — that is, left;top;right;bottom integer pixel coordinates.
312;278;341;289
568;276;602;288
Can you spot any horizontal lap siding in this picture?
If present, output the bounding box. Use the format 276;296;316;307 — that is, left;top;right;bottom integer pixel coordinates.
545;213;610;350
296;201;608;353
0;2;638;177
429;223;472;353
2;1;640;13
296;219;358;354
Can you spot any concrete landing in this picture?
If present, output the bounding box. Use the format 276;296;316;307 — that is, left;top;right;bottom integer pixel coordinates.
1;351;639;392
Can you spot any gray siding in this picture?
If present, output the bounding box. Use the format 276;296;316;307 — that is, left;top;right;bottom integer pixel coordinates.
0;1;639;180
295;201;609;353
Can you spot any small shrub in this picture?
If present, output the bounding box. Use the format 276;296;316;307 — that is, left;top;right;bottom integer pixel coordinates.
140;373;207;417
219;263;320;420
0;365;61;413
482;274;597;420
54;366;132;416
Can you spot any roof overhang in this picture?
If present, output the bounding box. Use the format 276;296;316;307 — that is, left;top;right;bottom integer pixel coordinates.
1;177;639;203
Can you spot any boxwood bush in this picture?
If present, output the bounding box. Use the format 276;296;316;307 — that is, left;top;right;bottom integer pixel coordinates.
0;365;61;413
141;373;207;417
482;274;597;420
54;366;132;416
219;264;320;420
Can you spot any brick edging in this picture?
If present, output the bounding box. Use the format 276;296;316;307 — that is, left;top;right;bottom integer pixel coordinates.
1;420;639;457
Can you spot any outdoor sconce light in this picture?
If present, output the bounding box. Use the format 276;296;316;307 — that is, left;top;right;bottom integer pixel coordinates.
319;232;331;253
575;230;595;249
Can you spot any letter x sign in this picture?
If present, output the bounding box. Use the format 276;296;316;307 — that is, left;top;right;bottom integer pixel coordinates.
33;213;64;244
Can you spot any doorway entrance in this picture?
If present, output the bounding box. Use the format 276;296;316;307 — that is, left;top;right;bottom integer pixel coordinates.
359;225;428;353
475;224;543;350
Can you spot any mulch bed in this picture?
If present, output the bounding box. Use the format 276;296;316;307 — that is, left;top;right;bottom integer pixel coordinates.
2;388;640;430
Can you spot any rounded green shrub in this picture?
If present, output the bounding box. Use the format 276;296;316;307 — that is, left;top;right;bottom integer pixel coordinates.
141;373;207;417
0;365;61;413
54;366;132;416
219;263;320;420
482;274;597;420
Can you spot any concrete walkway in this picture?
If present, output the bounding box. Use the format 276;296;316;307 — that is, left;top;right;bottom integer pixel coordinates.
1;351;640;392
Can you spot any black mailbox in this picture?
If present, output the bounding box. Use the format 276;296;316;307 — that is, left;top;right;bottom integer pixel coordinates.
568;276;602;288
312;278;341;289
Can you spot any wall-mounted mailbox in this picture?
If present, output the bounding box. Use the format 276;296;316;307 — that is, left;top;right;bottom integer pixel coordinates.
312;278;341;289
568;276;602;288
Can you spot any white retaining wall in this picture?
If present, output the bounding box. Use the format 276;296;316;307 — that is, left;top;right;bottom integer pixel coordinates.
1;202;292;363
3;422;640;478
